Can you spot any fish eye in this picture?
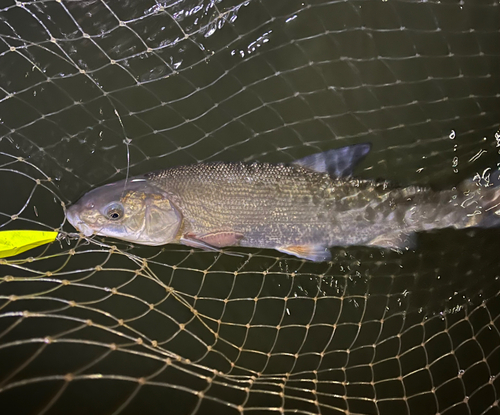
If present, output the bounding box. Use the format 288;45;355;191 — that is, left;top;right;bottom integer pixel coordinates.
105;202;124;221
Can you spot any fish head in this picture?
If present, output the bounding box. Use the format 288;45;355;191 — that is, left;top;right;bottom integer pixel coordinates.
66;178;182;245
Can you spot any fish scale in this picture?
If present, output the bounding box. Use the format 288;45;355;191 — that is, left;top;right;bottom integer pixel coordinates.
146;162;471;248
66;144;500;262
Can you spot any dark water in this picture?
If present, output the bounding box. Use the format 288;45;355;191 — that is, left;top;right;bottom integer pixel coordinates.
0;0;499;414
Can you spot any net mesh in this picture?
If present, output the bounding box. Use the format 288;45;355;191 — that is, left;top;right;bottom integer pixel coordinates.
0;0;499;414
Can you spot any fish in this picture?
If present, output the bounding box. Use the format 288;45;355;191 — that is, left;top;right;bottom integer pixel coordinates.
66;144;500;262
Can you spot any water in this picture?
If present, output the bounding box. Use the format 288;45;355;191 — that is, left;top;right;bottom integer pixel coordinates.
0;0;499;414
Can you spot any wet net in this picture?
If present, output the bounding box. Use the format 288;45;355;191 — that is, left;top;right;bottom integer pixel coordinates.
0;0;499;414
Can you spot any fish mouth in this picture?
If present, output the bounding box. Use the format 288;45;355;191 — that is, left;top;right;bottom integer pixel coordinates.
66;206;95;237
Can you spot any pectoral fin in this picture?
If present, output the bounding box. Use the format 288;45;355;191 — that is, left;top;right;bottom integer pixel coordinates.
367;232;416;251
180;232;245;258
181;231;244;250
181;235;220;252
277;244;332;262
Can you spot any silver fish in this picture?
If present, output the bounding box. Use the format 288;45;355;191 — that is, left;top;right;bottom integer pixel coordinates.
66;144;500;262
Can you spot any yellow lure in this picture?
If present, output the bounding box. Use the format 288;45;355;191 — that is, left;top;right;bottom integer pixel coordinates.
0;230;59;258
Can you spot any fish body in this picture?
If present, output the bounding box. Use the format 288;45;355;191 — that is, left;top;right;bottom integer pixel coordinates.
66;144;500;261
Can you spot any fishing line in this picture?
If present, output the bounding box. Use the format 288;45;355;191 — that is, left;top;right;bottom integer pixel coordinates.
113;108;131;197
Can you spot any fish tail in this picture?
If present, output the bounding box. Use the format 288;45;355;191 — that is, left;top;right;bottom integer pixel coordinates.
478;169;500;228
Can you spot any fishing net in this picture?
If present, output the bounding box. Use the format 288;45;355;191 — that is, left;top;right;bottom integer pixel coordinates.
0;0;499;413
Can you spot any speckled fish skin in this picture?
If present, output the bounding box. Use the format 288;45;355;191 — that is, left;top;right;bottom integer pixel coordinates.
66;144;500;262
147;162;483;246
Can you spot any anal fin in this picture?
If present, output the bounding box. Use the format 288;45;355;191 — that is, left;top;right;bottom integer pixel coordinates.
367;232;416;251
277;244;332;262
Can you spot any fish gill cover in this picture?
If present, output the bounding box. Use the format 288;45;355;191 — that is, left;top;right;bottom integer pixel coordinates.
0;0;499;414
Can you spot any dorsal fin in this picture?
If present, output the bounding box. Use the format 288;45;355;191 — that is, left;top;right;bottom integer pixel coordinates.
292;143;371;177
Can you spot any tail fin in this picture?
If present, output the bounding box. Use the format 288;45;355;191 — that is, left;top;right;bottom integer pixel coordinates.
479;169;500;228
489;169;500;187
